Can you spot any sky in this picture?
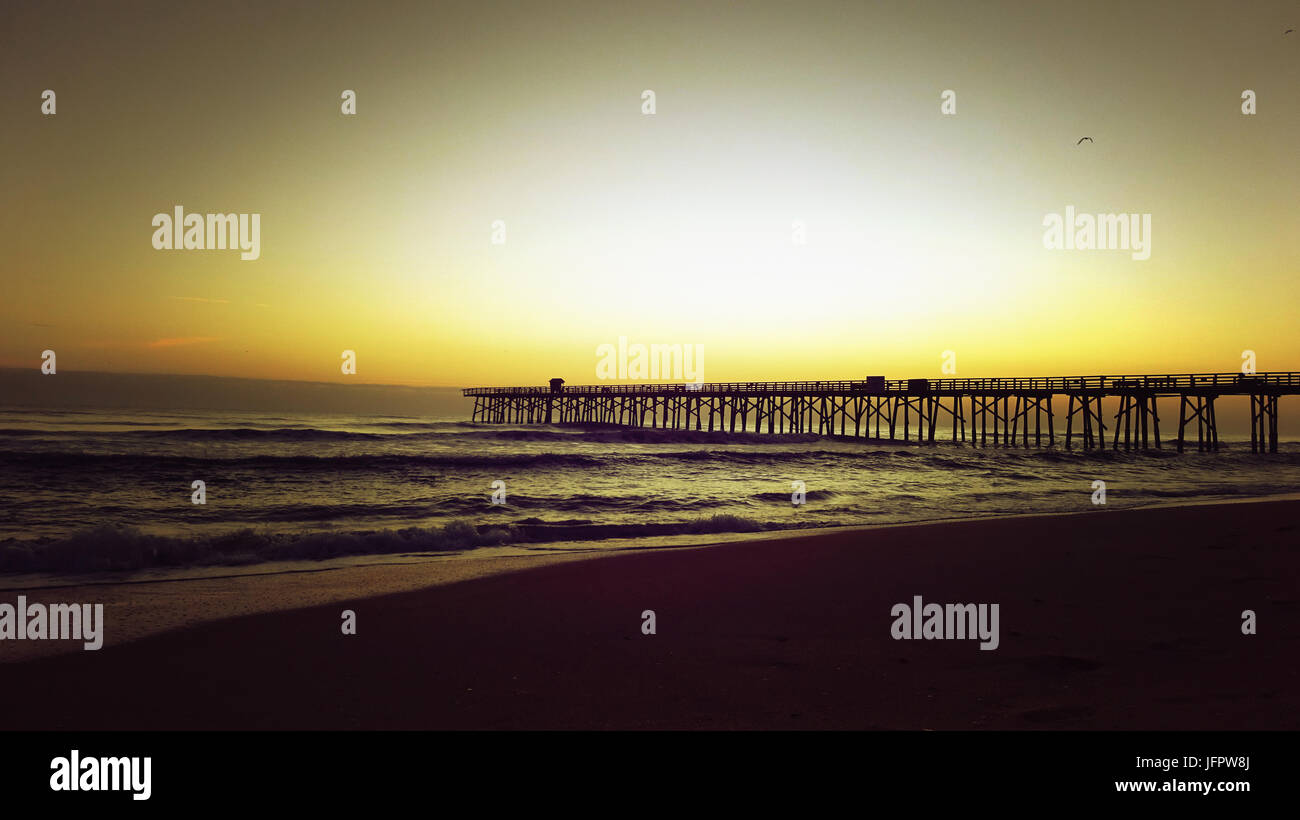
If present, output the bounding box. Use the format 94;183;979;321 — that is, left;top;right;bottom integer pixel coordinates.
2;0;1297;390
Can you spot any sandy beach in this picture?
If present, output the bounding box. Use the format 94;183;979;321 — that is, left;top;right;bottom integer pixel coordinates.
1;498;1297;731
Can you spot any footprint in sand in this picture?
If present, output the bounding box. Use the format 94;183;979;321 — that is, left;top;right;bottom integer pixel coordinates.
1019;655;1103;675
1020;705;1095;724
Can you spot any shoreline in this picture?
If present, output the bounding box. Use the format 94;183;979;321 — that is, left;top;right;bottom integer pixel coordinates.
2;491;1299;663
2;497;1298;729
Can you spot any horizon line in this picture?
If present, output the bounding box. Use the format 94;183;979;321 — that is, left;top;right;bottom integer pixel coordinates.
0;366;466;391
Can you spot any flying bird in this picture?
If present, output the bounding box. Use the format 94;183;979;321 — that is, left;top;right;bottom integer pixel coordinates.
1286;28;1294;35
1077;137;1093;145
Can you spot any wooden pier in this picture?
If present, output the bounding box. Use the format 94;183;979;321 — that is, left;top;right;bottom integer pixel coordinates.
464;372;1299;452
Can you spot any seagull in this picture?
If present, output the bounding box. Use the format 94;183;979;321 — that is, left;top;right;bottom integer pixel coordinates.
1077;136;1093;145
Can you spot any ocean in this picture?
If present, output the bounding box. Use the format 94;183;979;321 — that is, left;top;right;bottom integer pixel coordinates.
2;406;1299;573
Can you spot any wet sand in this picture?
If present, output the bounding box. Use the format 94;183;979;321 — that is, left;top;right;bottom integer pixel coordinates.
2;499;1297;730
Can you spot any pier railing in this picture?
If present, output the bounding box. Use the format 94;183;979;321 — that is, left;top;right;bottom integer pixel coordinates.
464;371;1300;397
